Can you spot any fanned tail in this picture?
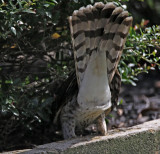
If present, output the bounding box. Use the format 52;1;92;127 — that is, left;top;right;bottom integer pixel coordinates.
69;2;133;86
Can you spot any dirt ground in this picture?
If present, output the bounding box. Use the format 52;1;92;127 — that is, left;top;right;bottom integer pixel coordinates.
108;70;160;130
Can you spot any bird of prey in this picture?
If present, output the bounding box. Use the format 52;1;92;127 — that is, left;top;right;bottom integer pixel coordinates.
54;2;133;139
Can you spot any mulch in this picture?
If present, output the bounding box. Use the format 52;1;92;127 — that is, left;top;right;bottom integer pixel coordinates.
108;70;160;130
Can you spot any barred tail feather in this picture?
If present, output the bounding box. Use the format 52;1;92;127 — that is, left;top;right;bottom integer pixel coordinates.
69;2;133;87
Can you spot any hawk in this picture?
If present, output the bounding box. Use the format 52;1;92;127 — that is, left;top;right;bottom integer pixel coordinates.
54;2;132;139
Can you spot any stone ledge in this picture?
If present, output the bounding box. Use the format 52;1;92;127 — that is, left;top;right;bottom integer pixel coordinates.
16;119;160;154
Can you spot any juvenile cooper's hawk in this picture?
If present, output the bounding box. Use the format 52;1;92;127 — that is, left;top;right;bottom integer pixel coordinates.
54;2;132;139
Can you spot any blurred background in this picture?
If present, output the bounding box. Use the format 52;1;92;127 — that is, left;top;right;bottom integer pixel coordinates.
0;0;160;152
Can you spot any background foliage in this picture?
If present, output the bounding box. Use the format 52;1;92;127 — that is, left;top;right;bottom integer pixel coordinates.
0;0;160;151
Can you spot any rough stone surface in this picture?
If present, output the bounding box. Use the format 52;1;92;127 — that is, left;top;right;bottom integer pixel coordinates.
18;119;160;154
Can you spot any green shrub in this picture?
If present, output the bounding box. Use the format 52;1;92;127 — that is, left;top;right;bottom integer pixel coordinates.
0;0;159;142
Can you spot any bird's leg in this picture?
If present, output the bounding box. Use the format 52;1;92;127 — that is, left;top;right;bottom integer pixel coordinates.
96;112;108;135
61;116;76;139
60;99;77;139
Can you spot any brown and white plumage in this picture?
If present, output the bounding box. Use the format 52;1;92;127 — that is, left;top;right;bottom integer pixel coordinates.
69;2;132;86
54;2;132;139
